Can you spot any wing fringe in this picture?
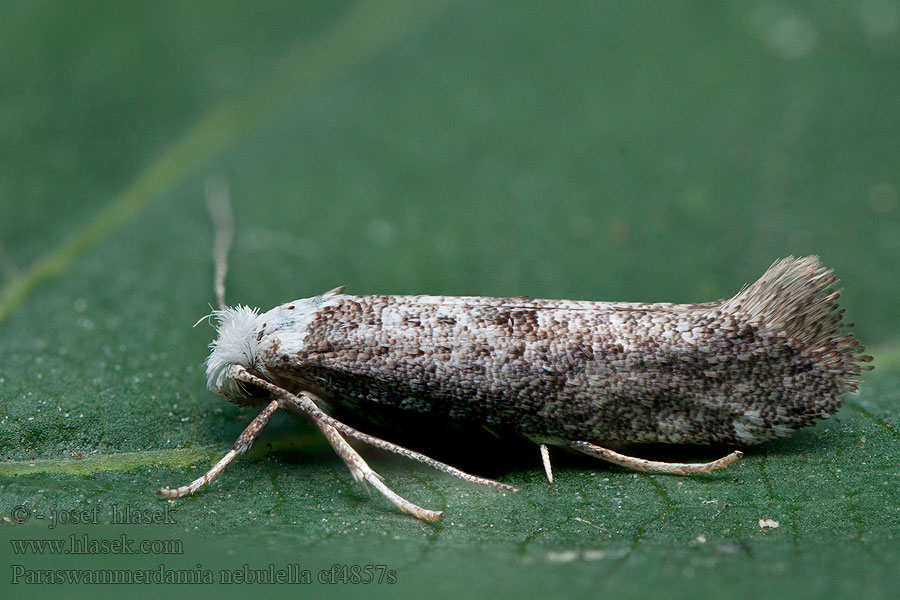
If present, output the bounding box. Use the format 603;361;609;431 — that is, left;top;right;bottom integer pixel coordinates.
721;256;872;393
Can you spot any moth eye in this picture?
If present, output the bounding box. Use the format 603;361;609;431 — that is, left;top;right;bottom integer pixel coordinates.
237;380;269;400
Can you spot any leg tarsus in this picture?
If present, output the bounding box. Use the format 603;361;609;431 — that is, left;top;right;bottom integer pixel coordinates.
157;399;279;498
313;415;444;521
567;440;742;475
539;444;553;483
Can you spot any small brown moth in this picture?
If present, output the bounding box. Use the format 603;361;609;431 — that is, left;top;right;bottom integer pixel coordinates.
158;184;871;520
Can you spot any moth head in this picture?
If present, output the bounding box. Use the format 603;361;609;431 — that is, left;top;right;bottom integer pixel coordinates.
204;305;268;405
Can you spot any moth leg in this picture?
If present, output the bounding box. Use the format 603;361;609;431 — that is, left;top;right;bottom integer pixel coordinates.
566;441;742;475
157;399;280;498
312;417;443;521
232;367;517;492
296;390;517;492
539;444;554;483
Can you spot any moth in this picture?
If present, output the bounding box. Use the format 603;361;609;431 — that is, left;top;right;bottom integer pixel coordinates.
158;185;871;520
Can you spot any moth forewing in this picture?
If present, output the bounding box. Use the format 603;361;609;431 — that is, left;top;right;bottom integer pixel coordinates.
230;257;866;451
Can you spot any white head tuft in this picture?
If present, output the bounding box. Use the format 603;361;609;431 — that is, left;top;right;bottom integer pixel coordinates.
205;305;265;400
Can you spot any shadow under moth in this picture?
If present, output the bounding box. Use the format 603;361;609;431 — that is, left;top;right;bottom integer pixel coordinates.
158;183;872;520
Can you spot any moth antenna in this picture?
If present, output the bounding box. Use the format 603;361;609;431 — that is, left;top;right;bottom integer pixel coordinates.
205;175;234;311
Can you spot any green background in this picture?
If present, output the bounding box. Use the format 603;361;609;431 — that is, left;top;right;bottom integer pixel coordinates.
1;1;899;598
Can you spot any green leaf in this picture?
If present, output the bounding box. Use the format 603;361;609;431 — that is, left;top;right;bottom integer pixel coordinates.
2;1;899;598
